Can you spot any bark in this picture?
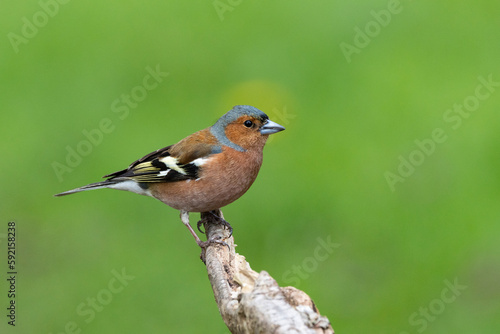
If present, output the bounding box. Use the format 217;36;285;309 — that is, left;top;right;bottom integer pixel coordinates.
199;210;334;334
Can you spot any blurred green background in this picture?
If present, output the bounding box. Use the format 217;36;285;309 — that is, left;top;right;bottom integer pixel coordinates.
1;0;499;333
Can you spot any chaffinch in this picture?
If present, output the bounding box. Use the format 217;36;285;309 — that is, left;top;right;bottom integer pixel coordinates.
55;105;285;246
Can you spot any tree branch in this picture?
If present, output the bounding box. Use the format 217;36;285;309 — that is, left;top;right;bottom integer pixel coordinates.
200;210;334;334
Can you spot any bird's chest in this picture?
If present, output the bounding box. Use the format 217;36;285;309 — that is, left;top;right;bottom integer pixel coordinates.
199;149;263;197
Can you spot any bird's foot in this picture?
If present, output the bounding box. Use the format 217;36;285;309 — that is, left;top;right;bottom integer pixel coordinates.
209;210;233;237
197;211;233;237
197;237;230;250
197;235;230;263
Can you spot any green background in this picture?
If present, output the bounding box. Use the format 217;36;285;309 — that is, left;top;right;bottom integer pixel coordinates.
1;0;499;333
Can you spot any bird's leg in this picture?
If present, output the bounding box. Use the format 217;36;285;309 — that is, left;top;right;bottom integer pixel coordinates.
180;210;204;245
208;210;233;237
180;210;229;249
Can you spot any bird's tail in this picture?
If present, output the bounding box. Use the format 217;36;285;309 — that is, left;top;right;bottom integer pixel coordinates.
54;180;117;197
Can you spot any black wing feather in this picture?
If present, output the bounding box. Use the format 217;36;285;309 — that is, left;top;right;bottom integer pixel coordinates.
102;145;198;183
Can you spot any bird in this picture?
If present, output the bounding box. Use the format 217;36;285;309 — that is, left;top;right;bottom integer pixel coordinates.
55;105;285;247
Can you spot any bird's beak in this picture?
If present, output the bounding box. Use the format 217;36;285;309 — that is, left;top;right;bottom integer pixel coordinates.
260;120;285;135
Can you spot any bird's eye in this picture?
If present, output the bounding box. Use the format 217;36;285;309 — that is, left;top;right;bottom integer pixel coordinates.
244;120;253;128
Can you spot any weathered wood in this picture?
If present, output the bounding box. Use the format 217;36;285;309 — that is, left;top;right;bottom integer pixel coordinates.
200;210;334;334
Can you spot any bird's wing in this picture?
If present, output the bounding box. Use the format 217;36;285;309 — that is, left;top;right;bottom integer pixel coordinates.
103;140;221;183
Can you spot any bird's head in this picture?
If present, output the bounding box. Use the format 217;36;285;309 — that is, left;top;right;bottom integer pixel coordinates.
211;105;285;151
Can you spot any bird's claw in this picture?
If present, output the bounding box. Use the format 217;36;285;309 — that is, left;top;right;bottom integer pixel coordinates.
196;219;205;234
197;238;230;250
197;236;231;263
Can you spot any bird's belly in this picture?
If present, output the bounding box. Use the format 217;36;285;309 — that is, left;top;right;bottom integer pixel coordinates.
151;175;255;212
